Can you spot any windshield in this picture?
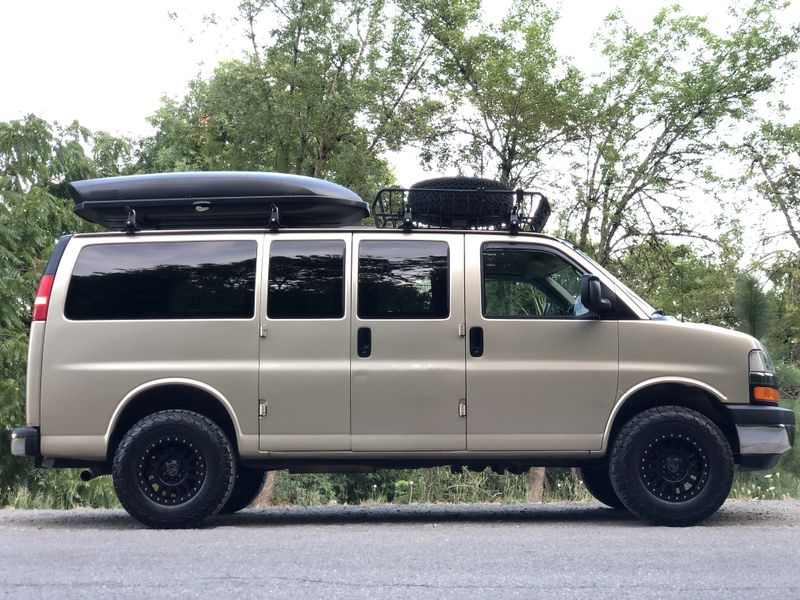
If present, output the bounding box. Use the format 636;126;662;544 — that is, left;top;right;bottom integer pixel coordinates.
566;244;658;317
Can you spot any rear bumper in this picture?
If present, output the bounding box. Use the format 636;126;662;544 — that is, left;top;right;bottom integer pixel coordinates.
11;427;40;457
726;405;795;470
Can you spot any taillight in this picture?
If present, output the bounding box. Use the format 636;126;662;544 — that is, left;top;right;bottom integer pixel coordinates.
32;274;54;321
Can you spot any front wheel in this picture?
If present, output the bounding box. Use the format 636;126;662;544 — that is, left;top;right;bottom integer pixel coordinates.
609;406;733;526
112;410;236;528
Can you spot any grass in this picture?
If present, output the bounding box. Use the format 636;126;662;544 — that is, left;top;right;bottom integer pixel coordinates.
3;466;798;510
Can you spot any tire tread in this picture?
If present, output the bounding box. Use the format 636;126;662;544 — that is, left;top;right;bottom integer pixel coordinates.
609;406;733;527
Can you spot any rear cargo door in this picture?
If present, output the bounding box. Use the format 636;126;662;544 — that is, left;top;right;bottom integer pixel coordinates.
259;233;352;451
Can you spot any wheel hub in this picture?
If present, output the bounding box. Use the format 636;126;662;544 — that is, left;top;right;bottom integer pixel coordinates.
640;432;709;502
137;435;206;506
661;454;688;482
159;458;187;485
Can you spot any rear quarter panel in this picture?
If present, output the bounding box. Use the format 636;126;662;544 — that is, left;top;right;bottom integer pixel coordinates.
38;233;262;460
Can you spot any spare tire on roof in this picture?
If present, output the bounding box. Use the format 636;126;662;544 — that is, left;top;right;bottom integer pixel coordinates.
407;176;514;228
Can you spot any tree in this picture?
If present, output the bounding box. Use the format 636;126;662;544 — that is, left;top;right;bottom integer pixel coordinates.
734;274;772;339
561;0;798;264
764;255;800;366
739;120;800;252
405;0;580;189
142;0;443;201
611;235;741;325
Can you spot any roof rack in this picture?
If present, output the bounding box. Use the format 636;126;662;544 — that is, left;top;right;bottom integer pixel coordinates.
371;186;551;234
69;172;370;232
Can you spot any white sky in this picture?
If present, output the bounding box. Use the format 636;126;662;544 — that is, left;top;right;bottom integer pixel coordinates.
0;0;797;257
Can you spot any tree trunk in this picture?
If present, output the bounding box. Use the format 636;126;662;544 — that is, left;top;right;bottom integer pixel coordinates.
252;471;278;508
526;467;546;503
570;467;581;497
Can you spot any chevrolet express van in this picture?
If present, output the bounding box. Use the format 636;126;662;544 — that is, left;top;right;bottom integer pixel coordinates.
11;172;795;528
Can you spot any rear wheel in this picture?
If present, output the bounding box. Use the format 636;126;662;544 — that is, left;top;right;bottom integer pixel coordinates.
579;464;625;509
112;410;236;529
219;467;266;514
609;406;733;526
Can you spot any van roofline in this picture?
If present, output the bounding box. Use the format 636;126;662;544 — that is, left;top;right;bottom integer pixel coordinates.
70;227;563;242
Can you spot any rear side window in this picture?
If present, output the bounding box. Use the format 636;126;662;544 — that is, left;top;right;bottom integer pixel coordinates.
358;240;449;319
267;240;346;319
65;241;257;320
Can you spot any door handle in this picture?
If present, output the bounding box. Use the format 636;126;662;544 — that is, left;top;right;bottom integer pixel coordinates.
469;326;484;357
357;327;372;358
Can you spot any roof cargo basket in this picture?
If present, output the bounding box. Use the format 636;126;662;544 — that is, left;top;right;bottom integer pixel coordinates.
372;176;550;233
69;172;370;232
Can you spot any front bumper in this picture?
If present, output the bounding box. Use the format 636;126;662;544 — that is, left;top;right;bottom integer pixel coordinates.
10;427;40;457
726;405;795;470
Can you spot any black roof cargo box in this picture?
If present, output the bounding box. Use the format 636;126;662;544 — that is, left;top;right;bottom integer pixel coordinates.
69;172;369;231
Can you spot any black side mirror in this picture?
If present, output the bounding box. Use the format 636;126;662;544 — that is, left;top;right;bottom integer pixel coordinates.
580;274;612;314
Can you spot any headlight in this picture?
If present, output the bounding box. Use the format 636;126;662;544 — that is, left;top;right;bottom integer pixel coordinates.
749;349;775;374
748;349;779;404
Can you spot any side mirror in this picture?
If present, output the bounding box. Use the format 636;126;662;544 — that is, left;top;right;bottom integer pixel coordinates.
580;274;612;314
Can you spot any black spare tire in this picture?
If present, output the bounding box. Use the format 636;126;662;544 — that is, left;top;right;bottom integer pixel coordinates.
407;176;514;228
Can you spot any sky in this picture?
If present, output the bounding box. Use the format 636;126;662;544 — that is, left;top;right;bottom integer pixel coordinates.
0;0;797;256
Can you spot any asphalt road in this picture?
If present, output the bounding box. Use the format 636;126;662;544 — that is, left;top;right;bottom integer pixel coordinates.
1;500;798;599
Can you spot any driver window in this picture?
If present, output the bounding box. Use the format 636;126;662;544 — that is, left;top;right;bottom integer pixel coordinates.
482;246;586;318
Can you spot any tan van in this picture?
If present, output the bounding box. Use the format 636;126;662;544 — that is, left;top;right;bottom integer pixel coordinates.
11;172;795;528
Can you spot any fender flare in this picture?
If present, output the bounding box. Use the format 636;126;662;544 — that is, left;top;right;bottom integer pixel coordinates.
104;377;243;446
600;377;728;454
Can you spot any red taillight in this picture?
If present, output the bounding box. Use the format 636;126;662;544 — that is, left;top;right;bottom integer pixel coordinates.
32;274;54;321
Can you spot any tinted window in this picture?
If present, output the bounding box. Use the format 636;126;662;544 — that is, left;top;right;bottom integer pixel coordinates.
65;241;257;320
358;241;449;319
267;241;345;319
483;246;586;318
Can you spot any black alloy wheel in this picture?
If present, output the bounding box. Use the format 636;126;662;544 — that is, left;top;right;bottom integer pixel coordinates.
136;434;207;506
638;431;709;503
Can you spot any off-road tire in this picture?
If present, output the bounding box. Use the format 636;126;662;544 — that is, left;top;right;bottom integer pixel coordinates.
609;406;733;527
112;410;236;529
218;467;266;514
579;464;625;510
407;176;514;227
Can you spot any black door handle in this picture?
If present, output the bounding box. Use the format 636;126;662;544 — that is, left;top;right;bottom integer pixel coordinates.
357;327;372;358
469;326;484;357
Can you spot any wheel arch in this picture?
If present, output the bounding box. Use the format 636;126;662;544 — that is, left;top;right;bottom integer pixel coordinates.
601;378;739;456
105;378;242;461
